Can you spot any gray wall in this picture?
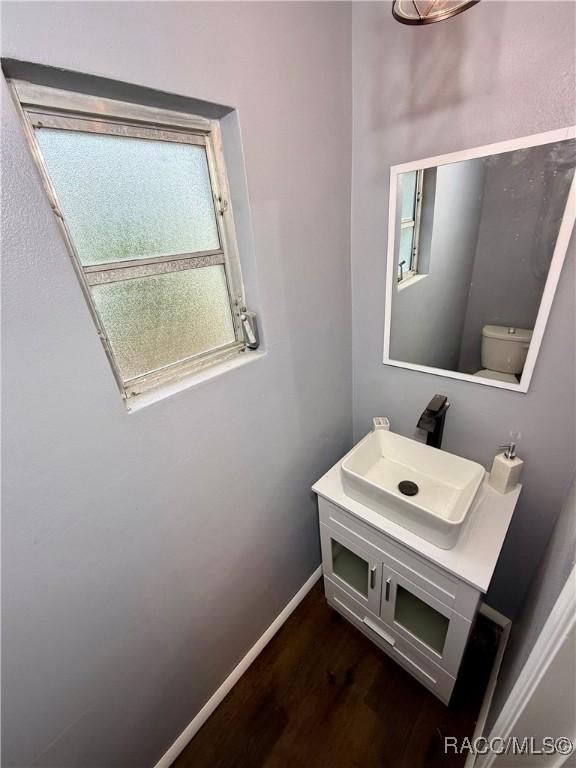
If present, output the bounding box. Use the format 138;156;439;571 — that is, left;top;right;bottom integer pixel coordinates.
390;159;485;370
1;3;352;766
487;472;576;733
458;143;575;374
351;0;575;617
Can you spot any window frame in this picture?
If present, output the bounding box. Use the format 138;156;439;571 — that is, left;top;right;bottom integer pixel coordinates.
9;79;248;400
397;168;424;284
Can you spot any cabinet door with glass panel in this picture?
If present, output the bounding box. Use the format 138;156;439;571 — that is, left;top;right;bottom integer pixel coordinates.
319;524;382;615
379;564;471;676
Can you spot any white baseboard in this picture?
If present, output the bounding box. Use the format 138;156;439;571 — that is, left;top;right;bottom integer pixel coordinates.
154;566;323;768
464;603;512;768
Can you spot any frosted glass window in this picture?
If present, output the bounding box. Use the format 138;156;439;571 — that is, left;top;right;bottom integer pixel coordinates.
92;267;235;381
36;129;220;266
397;169;423;281
398;228;414;279
24;92;250;400
394;585;449;655
331;540;368;597
400;171;417;221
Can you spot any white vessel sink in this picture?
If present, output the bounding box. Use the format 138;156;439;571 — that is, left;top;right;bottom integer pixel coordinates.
341;431;485;549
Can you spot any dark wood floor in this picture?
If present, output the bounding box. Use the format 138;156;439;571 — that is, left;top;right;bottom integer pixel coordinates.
173;582;499;768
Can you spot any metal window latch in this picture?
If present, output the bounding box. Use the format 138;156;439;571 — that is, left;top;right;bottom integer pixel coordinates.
217;197;228;216
240;309;260;350
50;203;64;220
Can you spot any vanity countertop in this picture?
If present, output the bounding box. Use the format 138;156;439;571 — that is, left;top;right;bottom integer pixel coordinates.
312;440;521;594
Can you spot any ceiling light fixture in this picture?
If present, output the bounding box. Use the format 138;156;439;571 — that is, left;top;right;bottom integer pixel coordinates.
392;0;480;25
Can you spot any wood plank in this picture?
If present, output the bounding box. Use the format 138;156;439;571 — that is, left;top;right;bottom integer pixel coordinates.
172;584;499;768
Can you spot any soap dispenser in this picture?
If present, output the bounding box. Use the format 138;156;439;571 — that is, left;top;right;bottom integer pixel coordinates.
489;442;524;494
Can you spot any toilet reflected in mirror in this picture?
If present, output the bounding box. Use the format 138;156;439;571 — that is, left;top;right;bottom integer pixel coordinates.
475;325;532;384
384;129;576;392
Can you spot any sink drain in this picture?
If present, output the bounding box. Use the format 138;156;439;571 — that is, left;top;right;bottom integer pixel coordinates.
398;480;419;496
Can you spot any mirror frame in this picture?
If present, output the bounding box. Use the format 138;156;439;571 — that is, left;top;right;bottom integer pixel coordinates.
383;127;576;393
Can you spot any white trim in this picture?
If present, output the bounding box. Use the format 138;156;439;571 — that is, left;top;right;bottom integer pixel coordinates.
11;79;212;133
475;564;576;768
153;566;323;768
390;127;576;175
127;350;266;413
383;126;576;394
397;273;428;292
464;604;512;768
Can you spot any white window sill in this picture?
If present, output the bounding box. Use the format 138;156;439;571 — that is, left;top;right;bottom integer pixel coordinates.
126;349;266;413
397;273;428;292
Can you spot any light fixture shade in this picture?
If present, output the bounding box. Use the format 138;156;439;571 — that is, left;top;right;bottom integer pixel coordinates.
392;0;480;25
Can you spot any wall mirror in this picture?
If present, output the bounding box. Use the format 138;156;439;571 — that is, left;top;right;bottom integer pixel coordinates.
383;128;576;392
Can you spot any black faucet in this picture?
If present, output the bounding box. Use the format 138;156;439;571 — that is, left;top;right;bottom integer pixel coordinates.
417;395;450;449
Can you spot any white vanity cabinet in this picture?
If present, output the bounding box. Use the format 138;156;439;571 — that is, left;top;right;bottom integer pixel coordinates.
313;444;521;705
319;498;481;704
